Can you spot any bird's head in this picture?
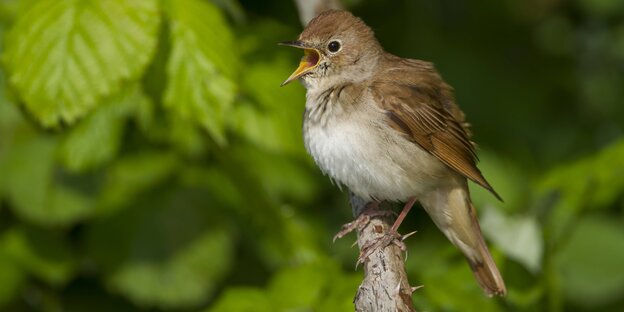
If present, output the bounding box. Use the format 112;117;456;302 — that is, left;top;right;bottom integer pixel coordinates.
280;10;382;88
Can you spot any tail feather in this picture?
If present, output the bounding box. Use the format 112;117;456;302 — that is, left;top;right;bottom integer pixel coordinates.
466;201;507;296
420;183;506;296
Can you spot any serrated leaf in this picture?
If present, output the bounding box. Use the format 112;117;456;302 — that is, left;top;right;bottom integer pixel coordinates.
165;0;238;144
3;0;160;126
59;86;146;172
556;216;624;307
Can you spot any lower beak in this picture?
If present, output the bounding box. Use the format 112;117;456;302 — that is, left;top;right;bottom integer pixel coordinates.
280;47;321;86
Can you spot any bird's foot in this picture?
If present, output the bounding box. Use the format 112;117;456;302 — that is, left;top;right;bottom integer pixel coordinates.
332;202;391;242
356;230;417;266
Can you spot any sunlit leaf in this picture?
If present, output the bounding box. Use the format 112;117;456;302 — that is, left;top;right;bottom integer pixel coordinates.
0;0;37;24
481;207;543;273
3;0;159;126
164;0;238;144
59;86;147;172
556;216;624;307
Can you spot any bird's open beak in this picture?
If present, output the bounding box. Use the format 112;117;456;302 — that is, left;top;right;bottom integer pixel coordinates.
279;41;321;86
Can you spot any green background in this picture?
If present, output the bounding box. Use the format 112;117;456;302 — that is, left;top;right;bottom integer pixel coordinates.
1;0;624;311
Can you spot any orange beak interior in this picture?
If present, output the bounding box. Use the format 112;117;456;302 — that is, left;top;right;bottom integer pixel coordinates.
281;49;321;86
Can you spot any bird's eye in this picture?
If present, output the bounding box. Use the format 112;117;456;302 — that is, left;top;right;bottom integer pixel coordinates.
328;40;341;53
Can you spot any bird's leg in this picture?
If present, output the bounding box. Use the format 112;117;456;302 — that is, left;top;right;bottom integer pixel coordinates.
390;197;417;232
333;201;392;242
357;197;417;264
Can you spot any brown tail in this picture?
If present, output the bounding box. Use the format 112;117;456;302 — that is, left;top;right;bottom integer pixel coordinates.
420;184;506;297
465;200;507;296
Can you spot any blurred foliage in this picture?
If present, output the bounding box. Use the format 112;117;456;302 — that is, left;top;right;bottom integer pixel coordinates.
0;0;623;311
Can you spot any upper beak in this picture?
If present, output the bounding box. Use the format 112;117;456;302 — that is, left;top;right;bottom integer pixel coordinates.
279;40;321;86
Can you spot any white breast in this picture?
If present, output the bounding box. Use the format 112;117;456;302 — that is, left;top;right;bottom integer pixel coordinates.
303;92;451;202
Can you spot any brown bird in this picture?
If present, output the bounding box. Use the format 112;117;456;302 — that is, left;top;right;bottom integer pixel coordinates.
280;10;506;297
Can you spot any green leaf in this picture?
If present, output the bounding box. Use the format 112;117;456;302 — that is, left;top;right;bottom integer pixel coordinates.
207;287;272;312
316;273;362;312
232;146;319;203
556;216;624;307
420;260;503;312
229;59;306;155
468;150;529;213
3;0;160;126
4;137;92;225
59;86;145;172
267;262;332;310
108;228;233;309
97;151;178;216
538;140;624;242
576;0;624;18
481;207;543;273
89;187;233;309
164;0;238;144
1;226;75;286
0;237;25;307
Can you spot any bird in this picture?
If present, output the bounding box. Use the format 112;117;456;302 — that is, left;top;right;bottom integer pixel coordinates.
280;10;506;297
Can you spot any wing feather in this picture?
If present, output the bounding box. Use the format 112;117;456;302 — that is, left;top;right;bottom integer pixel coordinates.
372;60;501;200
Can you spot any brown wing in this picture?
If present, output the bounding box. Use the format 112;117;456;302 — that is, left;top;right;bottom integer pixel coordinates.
371;63;501;200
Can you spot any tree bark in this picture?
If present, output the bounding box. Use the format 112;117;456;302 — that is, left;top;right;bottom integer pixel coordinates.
291;1;418;311
349;195;416;312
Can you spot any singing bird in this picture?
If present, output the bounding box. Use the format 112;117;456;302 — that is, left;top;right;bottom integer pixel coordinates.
280;10;506;296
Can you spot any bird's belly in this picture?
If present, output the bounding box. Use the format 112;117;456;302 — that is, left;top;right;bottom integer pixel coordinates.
304;116;450;202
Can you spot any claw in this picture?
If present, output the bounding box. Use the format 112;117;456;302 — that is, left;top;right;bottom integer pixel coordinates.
333;202;392;242
333;215;370;242
356;230;402;266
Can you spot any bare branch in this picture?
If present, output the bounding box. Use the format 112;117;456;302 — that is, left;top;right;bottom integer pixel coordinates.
349;195;417;312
